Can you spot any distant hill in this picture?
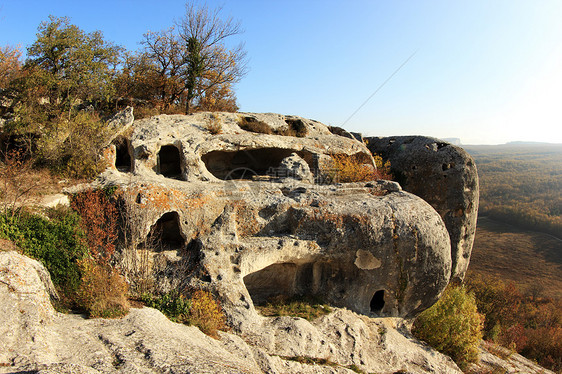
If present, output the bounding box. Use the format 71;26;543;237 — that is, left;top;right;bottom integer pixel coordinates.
506;141;562;146
442;137;461;145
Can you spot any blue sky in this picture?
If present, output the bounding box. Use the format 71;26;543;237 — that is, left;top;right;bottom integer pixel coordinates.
1;0;561;144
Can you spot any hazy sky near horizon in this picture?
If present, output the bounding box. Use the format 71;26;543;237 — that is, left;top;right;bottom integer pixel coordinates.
1;0;561;145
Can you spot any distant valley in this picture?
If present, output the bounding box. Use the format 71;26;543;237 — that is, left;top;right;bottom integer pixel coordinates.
464;143;562;297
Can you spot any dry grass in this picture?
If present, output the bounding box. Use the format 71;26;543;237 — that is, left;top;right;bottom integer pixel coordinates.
469;217;562;299
0;238;20;252
77;259;130;318
206;116;223;135
237;116;273;134
256;295;332;321
321;153;391;183
280;356;365;373
237;116;309;137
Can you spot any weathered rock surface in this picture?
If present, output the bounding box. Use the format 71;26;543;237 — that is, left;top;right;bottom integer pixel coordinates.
366;136;479;281
100;172;451;321
0;249;463;374
106;106;134;133
94;112;461;321
127;112;373;182
276;152;314;182
469;341;556;374
1;249;552;374
0;251;58;367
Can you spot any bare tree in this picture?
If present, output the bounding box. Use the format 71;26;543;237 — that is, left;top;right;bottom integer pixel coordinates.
139;2;247;114
177;2;248;114
141;27;186;109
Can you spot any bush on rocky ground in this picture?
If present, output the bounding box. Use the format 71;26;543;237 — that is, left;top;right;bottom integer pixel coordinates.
141;289;227;338
413;285;484;370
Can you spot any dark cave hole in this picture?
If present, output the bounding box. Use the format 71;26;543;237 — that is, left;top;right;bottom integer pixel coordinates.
370;290;385;313
114;138;132;172
201;148;312;180
147;211;186;251
158;145;182;179
243;263;299;304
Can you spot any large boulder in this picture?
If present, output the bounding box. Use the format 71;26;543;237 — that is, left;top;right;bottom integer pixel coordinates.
93;113;459;323
365;136;479;281
120;112;374;182
0;250;57;367
101;176;451;323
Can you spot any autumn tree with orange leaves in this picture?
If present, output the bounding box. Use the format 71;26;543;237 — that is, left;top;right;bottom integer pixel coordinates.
127;1;247;114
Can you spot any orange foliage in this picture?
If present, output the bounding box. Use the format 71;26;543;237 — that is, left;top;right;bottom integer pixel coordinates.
466;274;562;372
189;290;227;338
71;189;130;318
77;258;129;318
70;189;117;264
0;44;22;88
325;153;392;183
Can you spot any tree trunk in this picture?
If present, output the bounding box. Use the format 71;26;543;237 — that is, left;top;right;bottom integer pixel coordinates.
185;87;193;114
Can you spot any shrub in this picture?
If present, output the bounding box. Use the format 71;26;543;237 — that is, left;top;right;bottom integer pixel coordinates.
238;115;272;134
237;116;309;137
466;274;562;372
322;153;392;183
70;188;130;318
132;106;160;119
465;275;522;342
70;188;117;264
0;209;88;295
141;290;191;323
0;149;41;218
373;153;393;179
189;289;227;338
36;111;112;179
141;289;227;338
206;115;223;135
77;258;129;318
284;118;308;137
413;285;484;369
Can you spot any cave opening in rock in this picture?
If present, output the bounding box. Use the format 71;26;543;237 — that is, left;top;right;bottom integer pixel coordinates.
244;260;372;313
146;212;185;251
114;137;132;172
158;145;182;179
243;263;299;304
370;290;385;313
201;148;311;180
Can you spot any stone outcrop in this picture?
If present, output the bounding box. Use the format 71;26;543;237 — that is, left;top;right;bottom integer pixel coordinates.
118;112;373;182
0;248;464;374
1;248;552;374
108;177;451;324
0;251;58;367
365;136;479;281
94;112;461;322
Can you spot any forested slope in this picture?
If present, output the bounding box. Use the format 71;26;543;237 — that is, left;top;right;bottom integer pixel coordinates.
465;143;562;237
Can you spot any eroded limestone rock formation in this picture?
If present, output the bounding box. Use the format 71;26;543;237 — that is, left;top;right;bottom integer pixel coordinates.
0;110;493;373
93;111;476;324
1;247;552;374
365;136;479;281
0;249;467;373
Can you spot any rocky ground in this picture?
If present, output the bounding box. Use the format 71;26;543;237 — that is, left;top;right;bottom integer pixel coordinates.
1;250;553;374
